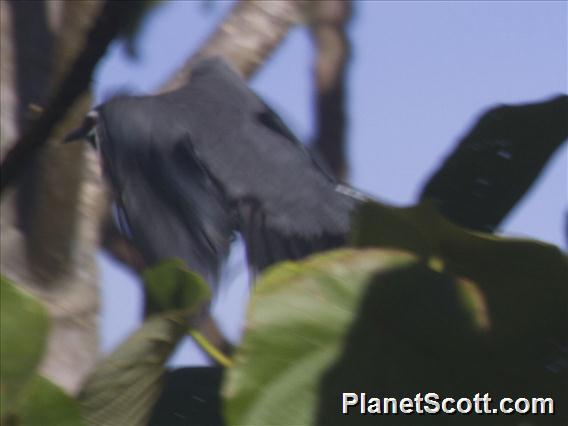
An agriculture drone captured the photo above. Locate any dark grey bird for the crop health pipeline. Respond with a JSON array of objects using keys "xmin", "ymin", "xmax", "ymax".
[
  {"xmin": 67, "ymin": 57, "xmax": 361, "ymax": 289},
  {"xmin": 66, "ymin": 56, "xmax": 567, "ymax": 292}
]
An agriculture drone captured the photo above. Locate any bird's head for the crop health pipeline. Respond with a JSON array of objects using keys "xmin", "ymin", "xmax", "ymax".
[{"xmin": 64, "ymin": 110, "xmax": 100, "ymax": 149}]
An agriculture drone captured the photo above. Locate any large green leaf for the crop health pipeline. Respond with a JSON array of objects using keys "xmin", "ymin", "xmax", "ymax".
[
  {"xmin": 350, "ymin": 200, "xmax": 567, "ymax": 422},
  {"xmin": 79, "ymin": 260, "xmax": 210, "ymax": 426},
  {"xmin": 0, "ymin": 275, "xmax": 49, "ymax": 418},
  {"xmin": 8, "ymin": 374, "xmax": 84, "ymax": 426},
  {"xmin": 352, "ymin": 201, "xmax": 568, "ymax": 343},
  {"xmin": 223, "ymin": 249, "xmax": 490, "ymax": 426}
]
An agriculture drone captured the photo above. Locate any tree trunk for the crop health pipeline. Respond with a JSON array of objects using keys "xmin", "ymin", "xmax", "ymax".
[{"xmin": 0, "ymin": 0, "xmax": 104, "ymax": 394}]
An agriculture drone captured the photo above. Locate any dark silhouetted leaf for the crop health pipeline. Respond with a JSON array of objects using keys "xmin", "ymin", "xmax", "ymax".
[
  {"xmin": 316, "ymin": 266, "xmax": 491, "ymax": 426},
  {"xmin": 149, "ymin": 367, "xmax": 225, "ymax": 426},
  {"xmin": 223, "ymin": 201, "xmax": 567, "ymax": 425},
  {"xmin": 352, "ymin": 201, "xmax": 568, "ymax": 344},
  {"xmin": 350, "ymin": 200, "xmax": 568, "ymax": 423},
  {"xmin": 421, "ymin": 95, "xmax": 567, "ymax": 232}
]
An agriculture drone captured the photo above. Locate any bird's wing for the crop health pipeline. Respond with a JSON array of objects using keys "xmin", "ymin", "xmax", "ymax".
[
  {"xmin": 167, "ymin": 58, "xmax": 358, "ymax": 273},
  {"xmin": 97, "ymin": 96, "xmax": 236, "ymax": 287}
]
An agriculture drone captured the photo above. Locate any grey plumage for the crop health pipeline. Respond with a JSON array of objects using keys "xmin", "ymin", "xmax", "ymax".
[
  {"xmin": 70, "ymin": 58, "xmax": 359, "ymax": 288},
  {"xmin": 67, "ymin": 58, "xmax": 567, "ymax": 291}
]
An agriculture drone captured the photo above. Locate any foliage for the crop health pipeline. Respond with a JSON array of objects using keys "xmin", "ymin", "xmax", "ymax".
[
  {"xmin": 78, "ymin": 260, "xmax": 210, "ymax": 426},
  {"xmin": 8, "ymin": 375, "xmax": 84, "ymax": 426},
  {"xmin": 223, "ymin": 204, "xmax": 567, "ymax": 425},
  {"xmin": 420, "ymin": 95, "xmax": 568, "ymax": 232},
  {"xmin": 223, "ymin": 249, "xmax": 418, "ymax": 425},
  {"xmin": 0, "ymin": 276, "xmax": 83, "ymax": 426},
  {"xmin": 1, "ymin": 3, "xmax": 566, "ymax": 425},
  {"xmin": 351, "ymin": 201, "xmax": 568, "ymax": 344},
  {"xmin": 1, "ymin": 261, "xmax": 209, "ymax": 426}
]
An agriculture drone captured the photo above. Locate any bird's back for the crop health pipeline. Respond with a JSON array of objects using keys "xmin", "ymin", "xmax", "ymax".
[{"xmin": 96, "ymin": 57, "xmax": 359, "ymax": 287}]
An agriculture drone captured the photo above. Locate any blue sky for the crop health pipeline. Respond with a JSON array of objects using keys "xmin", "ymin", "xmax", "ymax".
[{"xmin": 94, "ymin": 1, "xmax": 567, "ymax": 364}]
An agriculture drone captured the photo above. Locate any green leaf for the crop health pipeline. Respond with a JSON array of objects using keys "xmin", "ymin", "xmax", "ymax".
[
  {"xmin": 142, "ymin": 258, "xmax": 211, "ymax": 317},
  {"xmin": 349, "ymin": 201, "xmax": 567, "ymax": 422},
  {"xmin": 7, "ymin": 374, "xmax": 84, "ymax": 426},
  {"xmin": 224, "ymin": 249, "xmax": 489, "ymax": 426},
  {"xmin": 79, "ymin": 260, "xmax": 210, "ymax": 426},
  {"xmin": 352, "ymin": 200, "xmax": 568, "ymax": 343},
  {"xmin": 0, "ymin": 275, "xmax": 49, "ymax": 418}
]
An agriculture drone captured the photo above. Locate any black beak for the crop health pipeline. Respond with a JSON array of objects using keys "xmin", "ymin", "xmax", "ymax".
[{"xmin": 64, "ymin": 111, "xmax": 98, "ymax": 143}]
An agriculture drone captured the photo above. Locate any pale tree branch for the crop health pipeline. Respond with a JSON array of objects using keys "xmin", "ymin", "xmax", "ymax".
[{"xmin": 160, "ymin": 0, "xmax": 306, "ymax": 92}]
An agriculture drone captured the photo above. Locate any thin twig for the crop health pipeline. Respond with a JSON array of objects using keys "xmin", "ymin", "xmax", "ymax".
[
  {"xmin": 309, "ymin": 1, "xmax": 352, "ymax": 181},
  {"xmin": 0, "ymin": 1, "xmax": 143, "ymax": 194}
]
